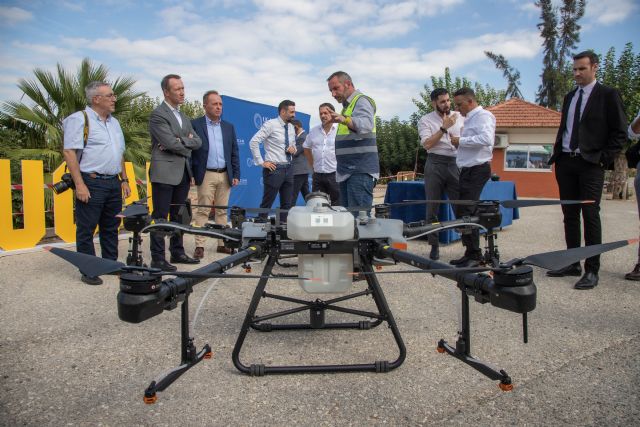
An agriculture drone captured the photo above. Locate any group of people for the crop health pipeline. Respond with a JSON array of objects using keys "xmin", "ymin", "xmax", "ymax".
[
  {"xmin": 62, "ymin": 71, "xmax": 377, "ymax": 284},
  {"xmin": 418, "ymin": 50, "xmax": 638, "ymax": 289},
  {"xmin": 62, "ymin": 52, "xmax": 640, "ymax": 291}
]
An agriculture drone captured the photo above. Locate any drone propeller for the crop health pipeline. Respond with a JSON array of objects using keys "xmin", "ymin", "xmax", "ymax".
[
  {"xmin": 117, "ymin": 198, "xmax": 150, "ymax": 218},
  {"xmin": 46, "ymin": 247, "xmax": 310, "ymax": 281},
  {"xmin": 516, "ymin": 239, "xmax": 638, "ymax": 271},
  {"xmin": 180, "ymin": 203, "xmax": 287, "ymax": 215},
  {"xmin": 388, "ymin": 199, "xmax": 594, "ymax": 209},
  {"xmin": 46, "ymin": 247, "xmax": 127, "ymax": 277},
  {"xmin": 349, "ymin": 266, "xmax": 492, "ymax": 276}
]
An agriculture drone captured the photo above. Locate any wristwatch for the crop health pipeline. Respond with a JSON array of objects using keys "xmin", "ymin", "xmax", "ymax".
[{"xmin": 440, "ymin": 126, "xmax": 448, "ymax": 134}]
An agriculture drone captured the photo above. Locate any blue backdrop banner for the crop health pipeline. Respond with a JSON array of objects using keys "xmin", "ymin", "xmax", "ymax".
[{"xmin": 221, "ymin": 95, "xmax": 311, "ymax": 213}]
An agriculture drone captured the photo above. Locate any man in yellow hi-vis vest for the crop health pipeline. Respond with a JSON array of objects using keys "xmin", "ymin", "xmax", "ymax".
[{"xmin": 327, "ymin": 71, "xmax": 379, "ymax": 213}]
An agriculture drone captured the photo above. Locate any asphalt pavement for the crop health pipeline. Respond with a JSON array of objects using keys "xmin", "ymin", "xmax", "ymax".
[{"xmin": 0, "ymin": 199, "xmax": 639, "ymax": 426}]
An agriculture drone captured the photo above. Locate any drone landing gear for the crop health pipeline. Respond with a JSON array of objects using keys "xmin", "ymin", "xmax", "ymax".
[
  {"xmin": 232, "ymin": 254, "xmax": 406, "ymax": 375},
  {"xmin": 126, "ymin": 230, "xmax": 144, "ymax": 267},
  {"xmin": 143, "ymin": 290, "xmax": 212, "ymax": 403},
  {"xmin": 437, "ymin": 287, "xmax": 513, "ymax": 391}
]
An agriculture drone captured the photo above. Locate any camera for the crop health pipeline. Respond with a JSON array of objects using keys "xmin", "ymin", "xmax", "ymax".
[{"xmin": 51, "ymin": 173, "xmax": 75, "ymax": 194}]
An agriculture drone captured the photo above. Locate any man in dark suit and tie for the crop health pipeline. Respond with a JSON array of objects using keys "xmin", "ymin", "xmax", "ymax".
[
  {"xmin": 191, "ymin": 90, "xmax": 240, "ymax": 259},
  {"xmin": 547, "ymin": 51, "xmax": 627, "ymax": 290},
  {"xmin": 149, "ymin": 74, "xmax": 202, "ymax": 271}
]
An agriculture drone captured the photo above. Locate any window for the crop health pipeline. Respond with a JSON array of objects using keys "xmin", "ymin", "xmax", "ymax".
[{"xmin": 504, "ymin": 144, "xmax": 553, "ymax": 171}]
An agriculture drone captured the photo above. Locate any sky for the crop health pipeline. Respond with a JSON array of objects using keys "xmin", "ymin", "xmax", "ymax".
[{"xmin": 0, "ymin": 0, "xmax": 639, "ymax": 126}]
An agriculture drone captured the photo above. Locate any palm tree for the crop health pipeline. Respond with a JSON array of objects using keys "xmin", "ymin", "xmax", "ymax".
[{"xmin": 0, "ymin": 58, "xmax": 148, "ymax": 174}]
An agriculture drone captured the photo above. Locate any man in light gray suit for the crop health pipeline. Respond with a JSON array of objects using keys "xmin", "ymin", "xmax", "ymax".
[{"xmin": 149, "ymin": 74, "xmax": 202, "ymax": 271}]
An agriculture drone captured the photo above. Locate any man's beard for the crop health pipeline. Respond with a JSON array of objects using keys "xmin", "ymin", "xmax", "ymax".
[{"xmin": 436, "ymin": 105, "xmax": 450, "ymax": 115}]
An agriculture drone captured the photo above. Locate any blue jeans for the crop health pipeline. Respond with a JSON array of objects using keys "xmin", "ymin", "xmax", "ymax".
[
  {"xmin": 75, "ymin": 174, "xmax": 122, "ymax": 260},
  {"xmin": 338, "ymin": 173, "xmax": 375, "ymax": 214}
]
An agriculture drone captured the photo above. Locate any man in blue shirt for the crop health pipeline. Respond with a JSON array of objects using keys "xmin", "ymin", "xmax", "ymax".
[
  {"xmin": 62, "ymin": 81, "xmax": 130, "ymax": 285},
  {"xmin": 191, "ymin": 90, "xmax": 240, "ymax": 258}
]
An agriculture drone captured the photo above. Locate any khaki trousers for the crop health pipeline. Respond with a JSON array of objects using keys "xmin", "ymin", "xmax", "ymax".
[{"xmin": 194, "ymin": 171, "xmax": 231, "ymax": 247}]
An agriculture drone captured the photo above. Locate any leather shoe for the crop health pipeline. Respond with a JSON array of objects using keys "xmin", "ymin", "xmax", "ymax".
[
  {"xmin": 150, "ymin": 259, "xmax": 177, "ymax": 272},
  {"xmin": 429, "ymin": 245, "xmax": 440, "ymax": 261},
  {"xmin": 81, "ymin": 274, "xmax": 103, "ymax": 286},
  {"xmin": 574, "ymin": 272, "xmax": 599, "ymax": 290},
  {"xmin": 170, "ymin": 253, "xmax": 200, "ymax": 264},
  {"xmin": 450, "ymin": 255, "xmax": 481, "ymax": 268},
  {"xmin": 624, "ymin": 263, "xmax": 640, "ymax": 281},
  {"xmin": 193, "ymin": 247, "xmax": 204, "ymax": 259},
  {"xmin": 216, "ymin": 246, "xmax": 233, "ymax": 254},
  {"xmin": 457, "ymin": 258, "xmax": 481, "ymax": 268},
  {"xmin": 546, "ymin": 263, "xmax": 582, "ymax": 277}
]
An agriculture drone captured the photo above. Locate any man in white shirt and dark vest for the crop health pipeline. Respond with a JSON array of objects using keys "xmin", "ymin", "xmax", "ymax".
[
  {"xmin": 62, "ymin": 81, "xmax": 130, "ymax": 285},
  {"xmin": 249, "ymin": 99, "xmax": 297, "ymax": 223},
  {"xmin": 326, "ymin": 71, "xmax": 378, "ymax": 212},
  {"xmin": 449, "ymin": 87, "xmax": 496, "ymax": 268},
  {"xmin": 417, "ymin": 88, "xmax": 464, "ymax": 260}
]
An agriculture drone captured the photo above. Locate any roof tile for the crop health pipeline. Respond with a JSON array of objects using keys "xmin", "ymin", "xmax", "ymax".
[{"xmin": 486, "ymin": 98, "xmax": 561, "ymax": 128}]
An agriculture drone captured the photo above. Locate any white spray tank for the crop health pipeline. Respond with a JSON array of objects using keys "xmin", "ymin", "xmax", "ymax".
[{"xmin": 287, "ymin": 192, "xmax": 355, "ymax": 293}]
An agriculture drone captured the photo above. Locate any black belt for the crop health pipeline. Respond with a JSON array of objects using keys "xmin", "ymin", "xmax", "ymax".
[
  {"xmin": 314, "ymin": 171, "xmax": 336, "ymax": 175},
  {"xmin": 561, "ymin": 151, "xmax": 581, "ymax": 158},
  {"xmin": 206, "ymin": 167, "xmax": 227, "ymax": 173},
  {"xmin": 426, "ymin": 153, "xmax": 457, "ymax": 162},
  {"xmin": 460, "ymin": 162, "xmax": 490, "ymax": 170},
  {"xmin": 82, "ymin": 172, "xmax": 118, "ymax": 179}
]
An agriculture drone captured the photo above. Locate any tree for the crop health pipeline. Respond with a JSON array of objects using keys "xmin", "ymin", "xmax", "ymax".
[
  {"xmin": 0, "ymin": 58, "xmax": 146, "ymax": 175},
  {"xmin": 375, "ymin": 116, "xmax": 419, "ymax": 177},
  {"xmin": 484, "ymin": 51, "xmax": 524, "ymax": 99},
  {"xmin": 597, "ymin": 43, "xmax": 640, "ymax": 199},
  {"xmin": 378, "ymin": 67, "xmax": 507, "ymax": 178},
  {"xmin": 411, "ymin": 67, "xmax": 506, "ymax": 125},
  {"xmin": 535, "ymin": 0, "xmax": 586, "ymax": 110}
]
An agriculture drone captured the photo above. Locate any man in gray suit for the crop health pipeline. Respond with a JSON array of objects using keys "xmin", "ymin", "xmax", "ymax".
[{"xmin": 149, "ymin": 74, "xmax": 202, "ymax": 271}]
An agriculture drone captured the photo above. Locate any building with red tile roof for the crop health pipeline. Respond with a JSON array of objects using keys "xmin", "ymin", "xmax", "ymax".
[{"xmin": 486, "ymin": 98, "xmax": 561, "ymax": 198}]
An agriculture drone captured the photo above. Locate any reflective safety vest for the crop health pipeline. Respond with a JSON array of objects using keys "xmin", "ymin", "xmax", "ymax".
[{"xmin": 335, "ymin": 93, "xmax": 379, "ymax": 177}]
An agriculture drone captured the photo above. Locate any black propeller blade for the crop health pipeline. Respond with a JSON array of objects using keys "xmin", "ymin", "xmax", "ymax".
[
  {"xmin": 162, "ymin": 271, "xmax": 315, "ymax": 281},
  {"xmin": 350, "ymin": 266, "xmax": 493, "ymax": 276},
  {"xmin": 519, "ymin": 239, "xmax": 638, "ymax": 271},
  {"xmin": 182, "ymin": 203, "xmax": 287, "ymax": 215},
  {"xmin": 500, "ymin": 199, "xmax": 593, "ymax": 209},
  {"xmin": 46, "ymin": 247, "xmax": 126, "ymax": 277},
  {"xmin": 118, "ymin": 203, "xmax": 149, "ymax": 218},
  {"xmin": 47, "ymin": 247, "xmax": 309, "ymax": 281},
  {"xmin": 390, "ymin": 198, "xmax": 594, "ymax": 209}
]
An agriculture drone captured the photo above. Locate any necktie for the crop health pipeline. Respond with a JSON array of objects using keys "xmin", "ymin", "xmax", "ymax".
[
  {"xmin": 569, "ymin": 88, "xmax": 583, "ymax": 151},
  {"xmin": 284, "ymin": 124, "xmax": 291, "ymax": 162},
  {"xmin": 173, "ymin": 109, "xmax": 183, "ymax": 127}
]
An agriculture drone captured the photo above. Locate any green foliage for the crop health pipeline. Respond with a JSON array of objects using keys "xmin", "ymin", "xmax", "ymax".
[
  {"xmin": 597, "ymin": 42, "xmax": 640, "ymax": 142},
  {"xmin": 484, "ymin": 51, "xmax": 524, "ymax": 99},
  {"xmin": 411, "ymin": 67, "xmax": 506, "ymax": 125},
  {"xmin": 535, "ymin": 0, "xmax": 585, "ymax": 110},
  {"xmin": 0, "ymin": 58, "xmax": 146, "ymax": 175},
  {"xmin": 376, "ymin": 116, "xmax": 421, "ymax": 177}
]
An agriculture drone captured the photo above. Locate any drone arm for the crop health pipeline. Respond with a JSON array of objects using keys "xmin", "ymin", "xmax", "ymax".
[
  {"xmin": 375, "ymin": 243, "xmax": 536, "ymax": 315},
  {"xmin": 117, "ymin": 243, "xmax": 266, "ymax": 323},
  {"xmin": 402, "ymin": 216, "xmax": 480, "ymax": 238},
  {"xmin": 141, "ymin": 222, "xmax": 242, "ymax": 242}
]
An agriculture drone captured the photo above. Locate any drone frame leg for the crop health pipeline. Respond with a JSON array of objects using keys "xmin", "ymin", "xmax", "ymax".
[
  {"xmin": 231, "ymin": 253, "xmax": 406, "ymax": 375},
  {"xmin": 437, "ymin": 285, "xmax": 513, "ymax": 391},
  {"xmin": 126, "ymin": 231, "xmax": 144, "ymax": 267},
  {"xmin": 143, "ymin": 291, "xmax": 212, "ymax": 403},
  {"xmin": 483, "ymin": 229, "xmax": 500, "ymax": 267}
]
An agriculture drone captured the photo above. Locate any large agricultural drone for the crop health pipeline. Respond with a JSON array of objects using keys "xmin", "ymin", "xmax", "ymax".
[{"xmin": 48, "ymin": 192, "xmax": 635, "ymax": 403}]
